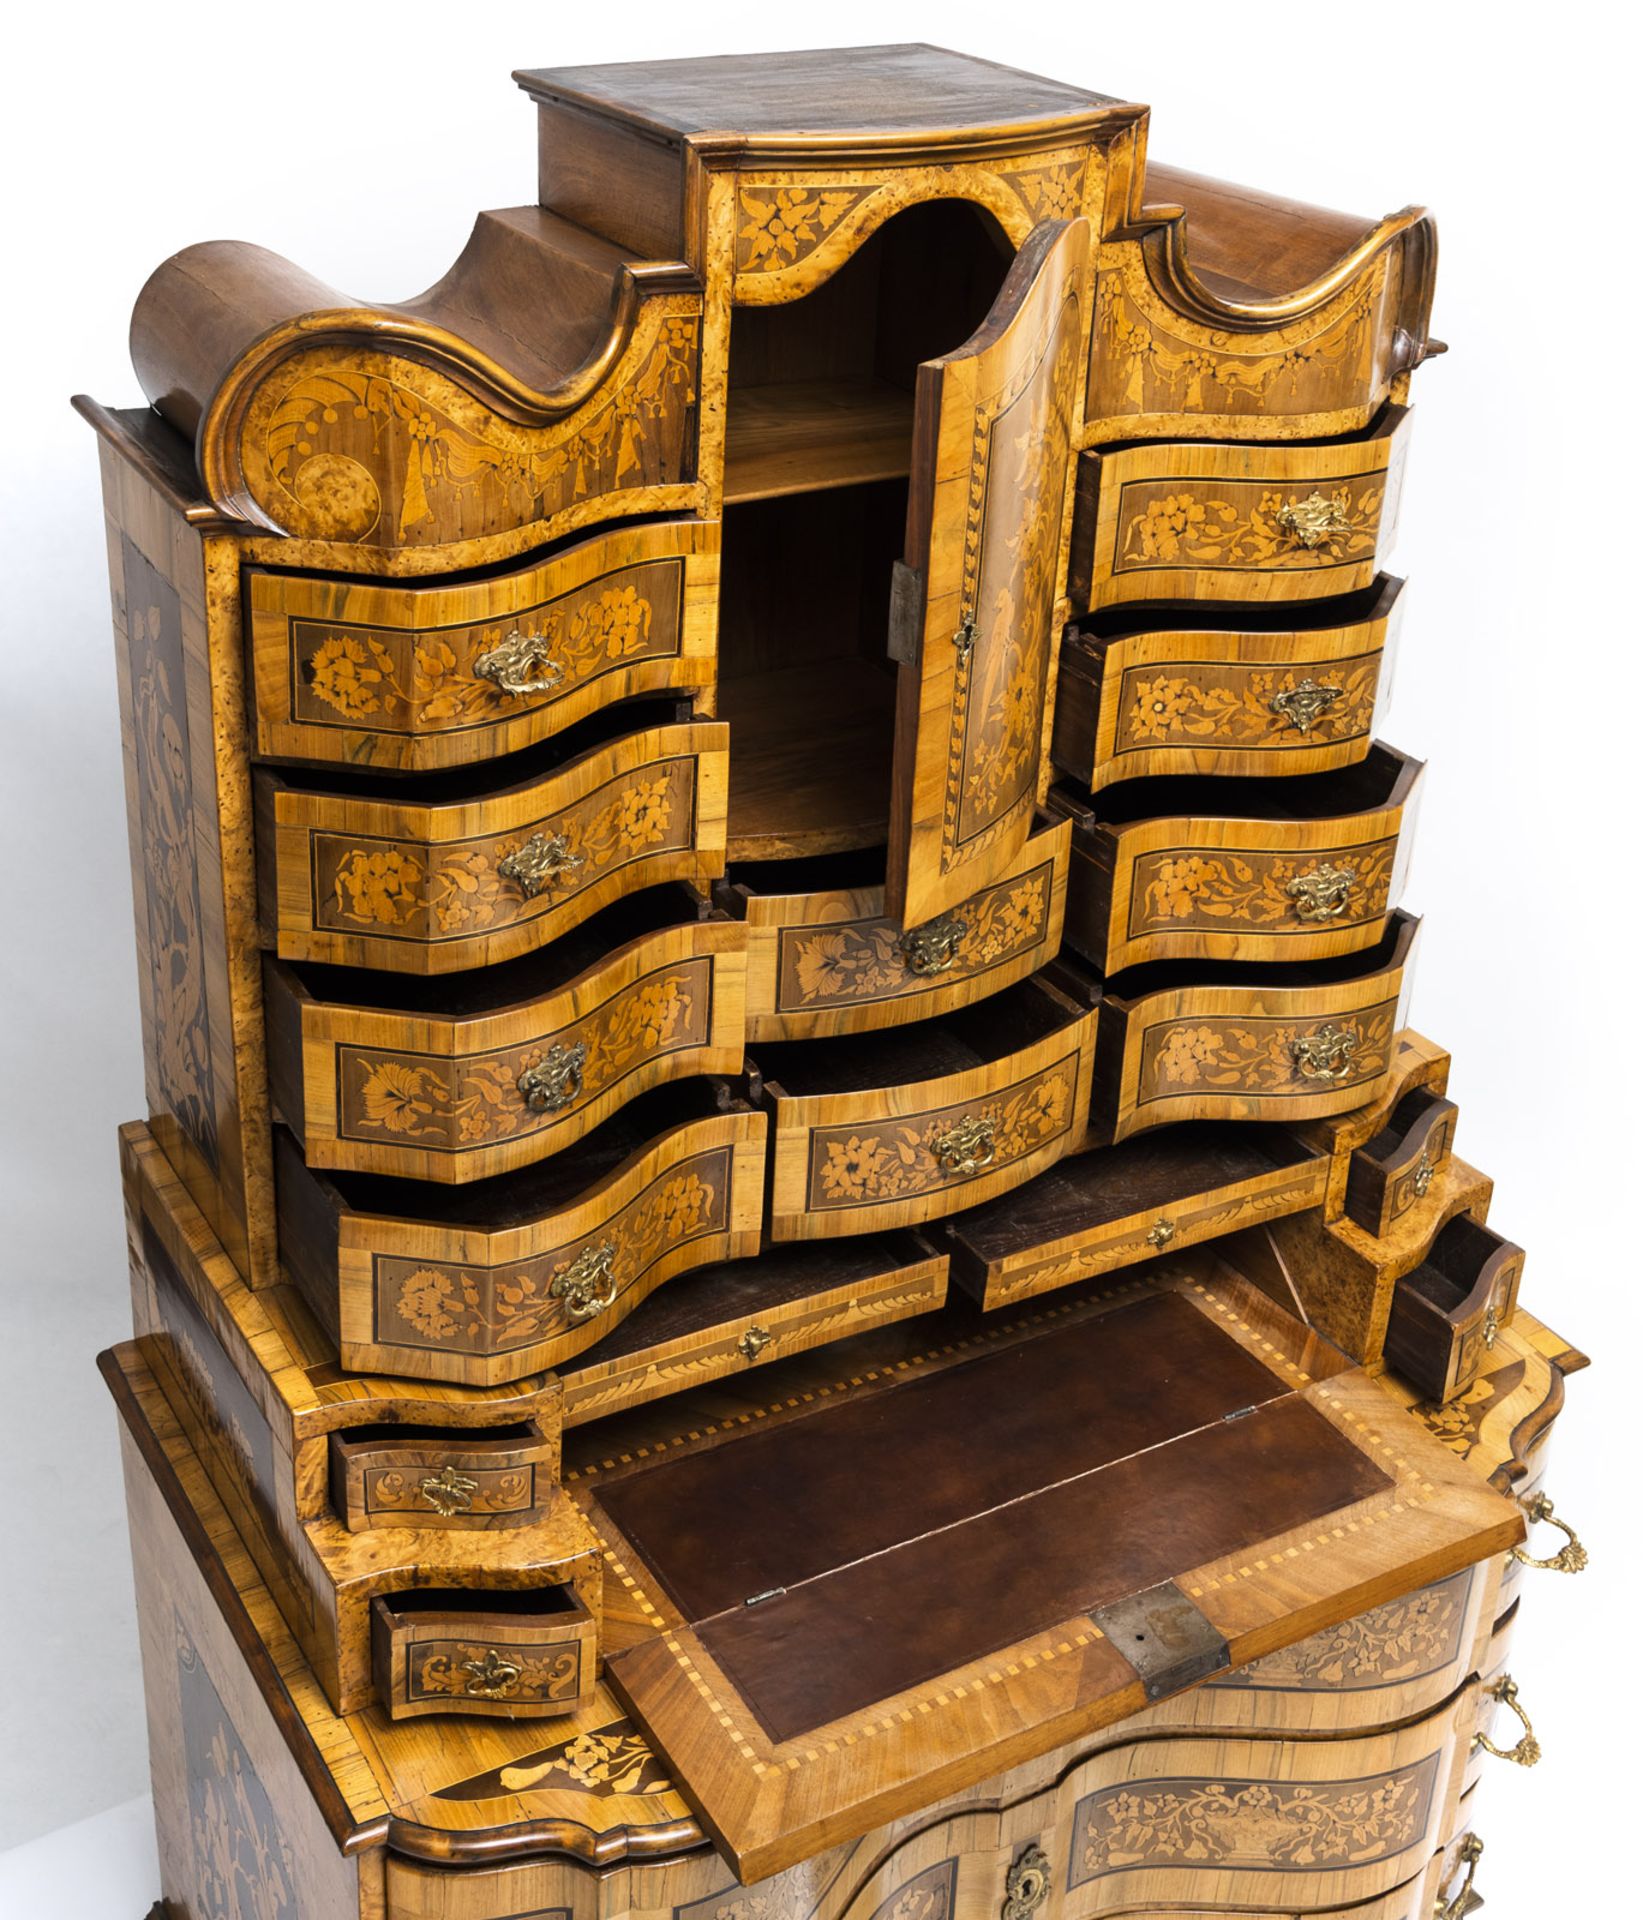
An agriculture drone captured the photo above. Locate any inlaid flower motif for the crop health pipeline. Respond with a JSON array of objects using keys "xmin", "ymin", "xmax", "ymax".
[
  {"xmin": 1154, "ymin": 1025, "xmax": 1225, "ymax": 1087},
  {"xmin": 615, "ymin": 776, "xmax": 673, "ymax": 843},
  {"xmin": 397, "ymin": 1268, "xmax": 481, "ymax": 1341},
  {"xmin": 555, "ymin": 1729, "xmax": 659, "ymax": 1793},
  {"xmin": 738, "ymin": 188, "xmax": 861, "ymax": 268},
  {"xmin": 1148, "ymin": 856, "xmax": 1216, "ymax": 919},
  {"xmin": 359, "ymin": 1061, "xmax": 439, "ymax": 1134},
  {"xmin": 656, "ymin": 1172, "xmax": 712, "ymax": 1238},
  {"xmin": 573, "ymin": 584, "xmax": 652, "ymax": 660},
  {"xmin": 819, "ymin": 1135, "xmax": 888, "ymax": 1201},
  {"xmin": 307, "ymin": 633, "xmax": 393, "ymax": 718},
  {"xmin": 627, "ymin": 977, "xmax": 688, "ymax": 1048},
  {"xmin": 1129, "ymin": 493, "xmax": 1208, "ymax": 561},
  {"xmin": 332, "ymin": 847, "xmax": 425, "ymax": 925},
  {"xmin": 1130, "ymin": 676, "xmax": 1193, "ymax": 740},
  {"xmin": 412, "ymin": 637, "xmax": 479, "ymax": 724},
  {"xmin": 429, "ymin": 850, "xmax": 502, "ymax": 932}
]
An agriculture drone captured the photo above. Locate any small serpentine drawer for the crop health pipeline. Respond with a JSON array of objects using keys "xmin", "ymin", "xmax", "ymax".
[
  {"xmin": 1385, "ymin": 1215, "xmax": 1526, "ymax": 1404},
  {"xmin": 1085, "ymin": 911, "xmax": 1420, "ymax": 1143},
  {"xmin": 1054, "ymin": 743, "xmax": 1423, "ymax": 971},
  {"xmin": 1069, "ymin": 406, "xmax": 1411, "ymax": 611},
  {"xmin": 328, "ymin": 1419, "xmax": 558, "ymax": 1532},
  {"xmin": 370, "ymin": 1585, "xmax": 595, "ymax": 1721},
  {"xmin": 1053, "ymin": 575, "xmax": 1404, "ymax": 791},
  {"xmin": 752, "ymin": 972, "xmax": 1096, "ymax": 1241},
  {"xmin": 253, "ymin": 707, "xmax": 729, "ymax": 973},
  {"xmin": 1345, "ymin": 1083, "xmax": 1458, "ymax": 1237},
  {"xmin": 263, "ymin": 888, "xmax": 747, "ymax": 1184},
  {"xmin": 247, "ymin": 518, "xmax": 719, "ymax": 771}
]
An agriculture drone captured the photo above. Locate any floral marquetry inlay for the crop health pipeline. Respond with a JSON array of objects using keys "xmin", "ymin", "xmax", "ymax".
[
  {"xmin": 1117, "ymin": 655, "xmax": 1382, "ymax": 757},
  {"xmin": 1115, "ymin": 473, "xmax": 1387, "ymax": 576},
  {"xmin": 1130, "ymin": 840, "xmax": 1397, "ymax": 938},
  {"xmin": 1212, "ymin": 1572, "xmax": 1474, "ymax": 1690},
  {"xmin": 1138, "ymin": 1003, "xmax": 1396, "ymax": 1107},
  {"xmin": 436, "ymin": 1714, "xmax": 677, "ymax": 1802},
  {"xmin": 412, "ymin": 1642, "xmax": 582, "ymax": 1705}
]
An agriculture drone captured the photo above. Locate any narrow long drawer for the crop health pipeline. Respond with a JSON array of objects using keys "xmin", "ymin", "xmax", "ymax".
[
  {"xmin": 264, "ymin": 890, "xmax": 747, "ymax": 1183},
  {"xmin": 370, "ymin": 1585, "xmax": 596, "ymax": 1721},
  {"xmin": 328, "ymin": 1419, "xmax": 557, "ymax": 1532},
  {"xmin": 723, "ymin": 820, "xmax": 1069, "ymax": 1042},
  {"xmin": 1055, "ymin": 743, "xmax": 1423, "ymax": 970},
  {"xmin": 248, "ymin": 518, "xmax": 719, "ymax": 770},
  {"xmin": 1070, "ymin": 406, "xmax": 1411, "ymax": 611},
  {"xmin": 255, "ymin": 714, "xmax": 729, "ymax": 972},
  {"xmin": 1053, "ymin": 575, "xmax": 1403, "ymax": 791}
]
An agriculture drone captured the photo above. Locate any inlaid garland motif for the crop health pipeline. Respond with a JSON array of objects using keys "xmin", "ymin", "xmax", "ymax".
[
  {"xmin": 238, "ymin": 300, "xmax": 700, "ymax": 546},
  {"xmin": 1069, "ymin": 1754, "xmax": 1437, "ymax": 1881},
  {"xmin": 1138, "ymin": 1002, "xmax": 1396, "ymax": 1106},
  {"xmin": 339, "ymin": 959, "xmax": 708, "ymax": 1151},
  {"xmin": 1130, "ymin": 839, "xmax": 1397, "ymax": 938},
  {"xmin": 1213, "ymin": 1572, "xmax": 1472, "ymax": 1690},
  {"xmin": 365, "ymin": 1464, "xmax": 534, "ymax": 1518},
  {"xmin": 1115, "ymin": 654, "xmax": 1381, "ymax": 758},
  {"xmin": 809, "ymin": 1057, "xmax": 1079, "ymax": 1210},
  {"xmin": 776, "ymin": 860, "xmax": 1054, "ymax": 1012},
  {"xmin": 1114, "ymin": 470, "xmax": 1387, "ymax": 576},
  {"xmin": 292, "ymin": 559, "xmax": 684, "ymax": 735},
  {"xmin": 375, "ymin": 1147, "xmax": 731, "ymax": 1354},
  {"xmin": 413, "ymin": 1641, "xmax": 582, "ymax": 1706},
  {"xmin": 314, "ymin": 756, "xmax": 695, "ymax": 942}
]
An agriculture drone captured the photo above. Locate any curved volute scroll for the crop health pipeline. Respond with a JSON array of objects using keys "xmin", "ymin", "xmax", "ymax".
[{"xmin": 129, "ymin": 207, "xmax": 704, "ymax": 561}]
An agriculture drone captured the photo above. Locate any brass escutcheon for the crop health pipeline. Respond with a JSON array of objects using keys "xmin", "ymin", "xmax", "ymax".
[
  {"xmin": 517, "ymin": 1041, "xmax": 587, "ymax": 1114},
  {"xmin": 952, "ymin": 619, "xmax": 977, "ymax": 662},
  {"xmin": 738, "ymin": 1325, "xmax": 774, "ymax": 1362},
  {"xmin": 899, "ymin": 913, "xmax": 969, "ymax": 977},
  {"xmin": 1002, "ymin": 1843, "xmax": 1052, "ymax": 1920},
  {"xmin": 1286, "ymin": 862, "xmax": 1358, "ymax": 922},
  {"xmin": 933, "ymin": 1113, "xmax": 997, "ymax": 1177},
  {"xmin": 473, "ymin": 627, "xmax": 566, "ymax": 697},
  {"xmin": 1412, "ymin": 1147, "xmax": 1437, "ymax": 1198},
  {"xmin": 417, "ymin": 1464, "xmax": 479, "ymax": 1516},
  {"xmin": 460, "ymin": 1648, "xmax": 523, "ymax": 1697},
  {"xmin": 498, "ymin": 831, "xmax": 585, "ymax": 898},
  {"xmin": 1290, "ymin": 1023, "xmax": 1360, "ymax": 1081},
  {"xmin": 1268, "ymin": 679, "xmax": 1345, "ymax": 735},
  {"xmin": 1146, "ymin": 1216, "xmax": 1178, "ymax": 1250},
  {"xmin": 550, "ymin": 1241, "xmax": 619, "ymax": 1321},
  {"xmin": 1511, "ymin": 1492, "xmax": 1588, "ymax": 1573},
  {"xmin": 1472, "ymin": 1674, "xmax": 1540, "ymax": 1767},
  {"xmin": 1433, "ymin": 1834, "xmax": 1484, "ymax": 1920},
  {"xmin": 1275, "ymin": 490, "xmax": 1353, "ymax": 550}
]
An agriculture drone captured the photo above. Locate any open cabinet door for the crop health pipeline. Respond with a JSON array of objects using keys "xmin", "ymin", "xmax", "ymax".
[{"xmin": 884, "ymin": 217, "xmax": 1088, "ymax": 930}]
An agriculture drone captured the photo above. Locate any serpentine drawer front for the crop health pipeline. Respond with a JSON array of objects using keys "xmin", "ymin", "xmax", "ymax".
[
  {"xmin": 1055, "ymin": 743, "xmax": 1423, "ymax": 971},
  {"xmin": 370, "ymin": 1585, "xmax": 596, "ymax": 1721},
  {"xmin": 1070, "ymin": 406, "xmax": 1411, "ymax": 611},
  {"xmin": 1346, "ymin": 1084, "xmax": 1459, "ymax": 1237},
  {"xmin": 1385, "ymin": 1215, "xmax": 1526, "ymax": 1404},
  {"xmin": 254, "ymin": 715, "xmax": 729, "ymax": 973},
  {"xmin": 263, "ymin": 890, "xmax": 748, "ymax": 1183},
  {"xmin": 327, "ymin": 1419, "xmax": 558, "ymax": 1532},
  {"xmin": 1053, "ymin": 576, "xmax": 1403, "ymax": 792},
  {"xmin": 247, "ymin": 518, "xmax": 719, "ymax": 770}
]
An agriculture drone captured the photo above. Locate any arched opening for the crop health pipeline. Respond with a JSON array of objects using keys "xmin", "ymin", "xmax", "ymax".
[{"xmin": 717, "ymin": 198, "xmax": 1017, "ymax": 861}]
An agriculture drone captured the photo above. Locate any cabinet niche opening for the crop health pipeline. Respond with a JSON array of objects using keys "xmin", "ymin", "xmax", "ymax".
[{"xmin": 719, "ymin": 199, "xmax": 1015, "ymax": 862}]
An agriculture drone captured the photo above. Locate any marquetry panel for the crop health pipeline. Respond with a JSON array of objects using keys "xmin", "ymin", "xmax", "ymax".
[
  {"xmin": 371, "ymin": 1591, "xmax": 597, "ymax": 1721},
  {"xmin": 328, "ymin": 1424, "xmax": 559, "ymax": 1533}
]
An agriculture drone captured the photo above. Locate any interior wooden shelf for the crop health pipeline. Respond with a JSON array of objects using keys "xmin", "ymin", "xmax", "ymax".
[
  {"xmin": 719, "ymin": 658, "xmax": 896, "ymax": 860},
  {"xmin": 723, "ymin": 380, "xmax": 916, "ymax": 504}
]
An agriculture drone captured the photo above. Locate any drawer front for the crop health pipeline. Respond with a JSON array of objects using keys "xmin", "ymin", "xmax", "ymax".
[
  {"xmin": 738, "ymin": 823, "xmax": 1069, "ymax": 1042},
  {"xmin": 248, "ymin": 519, "xmax": 719, "ymax": 770},
  {"xmin": 328, "ymin": 1422, "xmax": 558, "ymax": 1532},
  {"xmin": 1072, "ymin": 408, "xmax": 1410, "ymax": 611},
  {"xmin": 1095, "ymin": 914, "xmax": 1419, "ymax": 1143},
  {"xmin": 370, "ymin": 1591, "xmax": 595, "ymax": 1721},
  {"xmin": 260, "ymin": 721, "xmax": 729, "ymax": 972},
  {"xmin": 275, "ymin": 921, "xmax": 747, "ymax": 1183},
  {"xmin": 767, "ymin": 1017, "xmax": 1097, "ymax": 1241},
  {"xmin": 1345, "ymin": 1089, "xmax": 1458, "ymax": 1238},
  {"xmin": 1054, "ymin": 578, "xmax": 1402, "ymax": 792},
  {"xmin": 317, "ymin": 1109, "xmax": 767, "ymax": 1386}
]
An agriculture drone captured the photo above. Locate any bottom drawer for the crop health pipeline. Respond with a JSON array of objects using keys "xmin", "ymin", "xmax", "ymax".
[
  {"xmin": 370, "ymin": 1585, "xmax": 596, "ymax": 1721},
  {"xmin": 1385, "ymin": 1215, "xmax": 1525, "ymax": 1403}
]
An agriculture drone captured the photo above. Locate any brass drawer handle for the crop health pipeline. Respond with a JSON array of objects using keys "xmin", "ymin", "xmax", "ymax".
[
  {"xmin": 1286, "ymin": 862, "xmax": 1358, "ymax": 922},
  {"xmin": 1003, "ymin": 1843, "xmax": 1052, "ymax": 1920},
  {"xmin": 899, "ymin": 913, "xmax": 969, "ymax": 976},
  {"xmin": 1412, "ymin": 1147, "xmax": 1437, "ymax": 1198},
  {"xmin": 517, "ymin": 1041, "xmax": 587, "ymax": 1114},
  {"xmin": 1433, "ymin": 1834, "xmax": 1484, "ymax": 1920},
  {"xmin": 1290, "ymin": 1023, "xmax": 1359, "ymax": 1081},
  {"xmin": 417, "ymin": 1464, "xmax": 479, "ymax": 1516},
  {"xmin": 933, "ymin": 1114, "xmax": 996, "ymax": 1177},
  {"xmin": 1268, "ymin": 679, "xmax": 1344, "ymax": 734},
  {"xmin": 1511, "ymin": 1493, "xmax": 1588, "ymax": 1573},
  {"xmin": 460, "ymin": 1648, "xmax": 523, "ymax": 1698},
  {"xmin": 1483, "ymin": 1304, "xmax": 1500, "ymax": 1349},
  {"xmin": 1146, "ymin": 1216, "xmax": 1178, "ymax": 1250},
  {"xmin": 1275, "ymin": 490, "xmax": 1352, "ymax": 550},
  {"xmin": 550, "ymin": 1241, "xmax": 619, "ymax": 1321},
  {"xmin": 474, "ymin": 627, "xmax": 566, "ymax": 697},
  {"xmin": 738, "ymin": 1325, "xmax": 774, "ymax": 1362},
  {"xmin": 1472, "ymin": 1674, "xmax": 1540, "ymax": 1767},
  {"xmin": 498, "ymin": 831, "xmax": 585, "ymax": 898}
]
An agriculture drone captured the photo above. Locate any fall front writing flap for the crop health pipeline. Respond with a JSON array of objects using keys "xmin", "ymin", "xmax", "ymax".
[{"xmin": 884, "ymin": 217, "xmax": 1088, "ymax": 931}]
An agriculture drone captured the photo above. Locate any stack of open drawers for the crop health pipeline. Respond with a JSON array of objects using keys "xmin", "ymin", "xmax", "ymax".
[{"xmin": 81, "ymin": 43, "xmax": 1586, "ymax": 1920}]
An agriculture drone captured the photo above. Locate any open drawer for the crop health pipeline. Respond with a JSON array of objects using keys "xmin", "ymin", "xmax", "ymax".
[
  {"xmin": 370, "ymin": 1584, "xmax": 596, "ymax": 1721},
  {"xmin": 1384, "ymin": 1215, "xmax": 1526, "ymax": 1404},
  {"xmin": 580, "ymin": 1254, "xmax": 1522, "ymax": 1881},
  {"xmin": 1345, "ymin": 1083, "xmax": 1458, "ymax": 1237}
]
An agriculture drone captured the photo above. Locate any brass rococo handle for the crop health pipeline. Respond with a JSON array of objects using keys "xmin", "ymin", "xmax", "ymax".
[
  {"xmin": 417, "ymin": 1463, "xmax": 479, "ymax": 1516},
  {"xmin": 1511, "ymin": 1492, "xmax": 1588, "ymax": 1573},
  {"xmin": 1433, "ymin": 1833, "xmax": 1484, "ymax": 1920},
  {"xmin": 1269, "ymin": 679, "xmax": 1344, "ymax": 734},
  {"xmin": 460, "ymin": 1648, "xmax": 523, "ymax": 1697},
  {"xmin": 1275, "ymin": 489, "xmax": 1353, "ymax": 550},
  {"xmin": 1286, "ymin": 862, "xmax": 1358, "ymax": 922},
  {"xmin": 1146, "ymin": 1216, "xmax": 1178, "ymax": 1250},
  {"xmin": 473, "ymin": 627, "xmax": 567, "ymax": 697},
  {"xmin": 1290, "ymin": 1023, "xmax": 1360, "ymax": 1081},
  {"xmin": 1472, "ymin": 1674, "xmax": 1540, "ymax": 1767},
  {"xmin": 738, "ymin": 1324, "xmax": 774, "ymax": 1362},
  {"xmin": 550, "ymin": 1241, "xmax": 619, "ymax": 1321},
  {"xmin": 899, "ymin": 913, "xmax": 969, "ymax": 977},
  {"xmin": 517, "ymin": 1041, "xmax": 588, "ymax": 1114},
  {"xmin": 498, "ymin": 832, "xmax": 585, "ymax": 899},
  {"xmin": 933, "ymin": 1113, "xmax": 997, "ymax": 1177}
]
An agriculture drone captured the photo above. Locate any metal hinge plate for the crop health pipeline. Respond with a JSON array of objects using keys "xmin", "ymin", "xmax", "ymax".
[{"xmin": 1090, "ymin": 1581, "xmax": 1230, "ymax": 1701}]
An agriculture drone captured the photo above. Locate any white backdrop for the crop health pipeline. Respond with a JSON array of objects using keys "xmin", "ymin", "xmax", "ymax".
[{"xmin": 0, "ymin": 0, "xmax": 1632, "ymax": 1896}]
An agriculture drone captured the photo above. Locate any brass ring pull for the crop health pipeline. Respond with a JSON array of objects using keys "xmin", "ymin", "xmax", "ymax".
[
  {"xmin": 899, "ymin": 913, "xmax": 968, "ymax": 977},
  {"xmin": 1433, "ymin": 1834, "xmax": 1484, "ymax": 1920},
  {"xmin": 933, "ymin": 1114, "xmax": 996, "ymax": 1177},
  {"xmin": 1275, "ymin": 490, "xmax": 1353, "ymax": 550},
  {"xmin": 550, "ymin": 1241, "xmax": 619, "ymax": 1321},
  {"xmin": 1286, "ymin": 862, "xmax": 1358, "ymax": 922},
  {"xmin": 738, "ymin": 1325, "xmax": 773, "ymax": 1362},
  {"xmin": 1290, "ymin": 1023, "xmax": 1359, "ymax": 1081},
  {"xmin": 417, "ymin": 1464, "xmax": 478, "ymax": 1516},
  {"xmin": 1472, "ymin": 1674, "xmax": 1540, "ymax": 1767},
  {"xmin": 1146, "ymin": 1216, "xmax": 1178, "ymax": 1250},
  {"xmin": 1511, "ymin": 1493, "xmax": 1588, "ymax": 1573},
  {"xmin": 474, "ymin": 627, "xmax": 566, "ymax": 697},
  {"xmin": 497, "ymin": 831, "xmax": 585, "ymax": 898},
  {"xmin": 1269, "ymin": 679, "xmax": 1344, "ymax": 734},
  {"xmin": 460, "ymin": 1648, "xmax": 523, "ymax": 1698},
  {"xmin": 1003, "ymin": 1843, "xmax": 1051, "ymax": 1920},
  {"xmin": 517, "ymin": 1041, "xmax": 587, "ymax": 1114}
]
